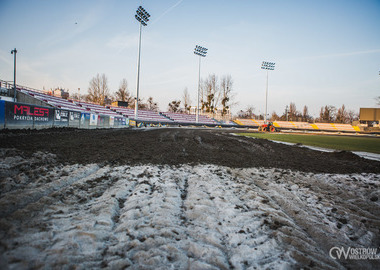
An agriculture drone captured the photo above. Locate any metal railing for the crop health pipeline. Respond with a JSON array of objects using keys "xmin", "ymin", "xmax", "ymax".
[{"xmin": 0, "ymin": 79, "xmax": 47, "ymax": 94}]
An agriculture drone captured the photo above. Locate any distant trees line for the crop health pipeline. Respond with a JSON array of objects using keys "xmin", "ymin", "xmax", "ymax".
[
  {"xmin": 62, "ymin": 73, "xmax": 374, "ymax": 122},
  {"xmin": 68, "ymin": 73, "xmax": 236, "ymax": 115},
  {"xmin": 167, "ymin": 74, "xmax": 236, "ymax": 115},
  {"xmin": 68, "ymin": 73, "xmax": 159, "ymax": 111},
  {"xmin": 238, "ymin": 102, "xmax": 359, "ymax": 124}
]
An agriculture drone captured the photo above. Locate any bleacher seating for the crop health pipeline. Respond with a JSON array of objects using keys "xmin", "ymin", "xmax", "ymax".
[
  {"xmin": 273, "ymin": 121, "xmax": 313, "ymax": 129},
  {"xmin": 234, "ymin": 119, "xmax": 264, "ymax": 126},
  {"xmin": 311, "ymin": 123, "xmax": 359, "ymax": 132},
  {"xmin": 162, "ymin": 112, "xmax": 219, "ymax": 125},
  {"xmin": 75, "ymin": 101, "xmax": 120, "ymax": 116},
  {"xmin": 21, "ymin": 89, "xmax": 87, "ymax": 112},
  {"xmin": 111, "ymin": 107, "xmax": 173, "ymax": 123},
  {"xmin": 234, "ymin": 118, "xmax": 360, "ymax": 132}
]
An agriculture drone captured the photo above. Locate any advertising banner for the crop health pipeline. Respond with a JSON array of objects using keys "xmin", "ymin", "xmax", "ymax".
[
  {"xmin": 124, "ymin": 118, "xmax": 129, "ymax": 127},
  {"xmin": 54, "ymin": 109, "xmax": 69, "ymax": 127},
  {"xmin": 69, "ymin": 111, "xmax": 81, "ymax": 127},
  {"xmin": 97, "ymin": 115, "xmax": 105, "ymax": 128},
  {"xmin": 80, "ymin": 113, "xmax": 90, "ymax": 128},
  {"xmin": 129, "ymin": 119, "xmax": 136, "ymax": 127},
  {"xmin": 90, "ymin": 113, "xmax": 97, "ymax": 126},
  {"xmin": 103, "ymin": 116, "xmax": 110, "ymax": 128},
  {"xmin": 0, "ymin": 100, "xmax": 4, "ymax": 129},
  {"xmin": 109, "ymin": 116, "xmax": 115, "ymax": 127},
  {"xmin": 5, "ymin": 101, "xmax": 54, "ymax": 129}
]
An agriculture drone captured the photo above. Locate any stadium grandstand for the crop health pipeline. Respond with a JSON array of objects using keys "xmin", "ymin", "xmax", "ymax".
[
  {"xmin": 233, "ymin": 119, "xmax": 361, "ymax": 132},
  {"xmin": 0, "ymin": 81, "xmax": 220, "ymax": 128},
  {"xmin": 162, "ymin": 112, "xmax": 219, "ymax": 125},
  {"xmin": 0, "ymin": 79, "xmax": 367, "ymax": 132},
  {"xmin": 110, "ymin": 106, "xmax": 173, "ymax": 123}
]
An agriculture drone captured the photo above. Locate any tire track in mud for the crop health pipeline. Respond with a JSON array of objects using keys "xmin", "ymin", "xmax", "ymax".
[
  {"xmin": 231, "ymin": 168, "xmax": 380, "ymax": 270},
  {"xmin": 0, "ymin": 165, "xmax": 140, "ymax": 269},
  {"xmin": 185, "ymin": 166, "xmax": 296, "ymax": 269},
  {"xmin": 102, "ymin": 166, "xmax": 191, "ymax": 269},
  {"xmin": 1, "ymin": 161, "xmax": 379, "ymax": 269},
  {"xmin": 0, "ymin": 163, "xmax": 100, "ymax": 218},
  {"xmin": 229, "ymin": 168, "xmax": 343, "ymax": 269}
]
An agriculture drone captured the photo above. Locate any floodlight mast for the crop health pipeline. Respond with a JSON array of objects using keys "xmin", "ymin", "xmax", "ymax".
[
  {"xmin": 261, "ymin": 61, "xmax": 275, "ymax": 124},
  {"xmin": 134, "ymin": 6, "xmax": 150, "ymax": 121},
  {"xmin": 11, "ymin": 48, "xmax": 17, "ymax": 102},
  {"xmin": 194, "ymin": 45, "xmax": 208, "ymax": 123}
]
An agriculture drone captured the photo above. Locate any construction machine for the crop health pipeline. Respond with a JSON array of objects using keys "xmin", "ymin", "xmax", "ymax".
[{"xmin": 258, "ymin": 122, "xmax": 278, "ymax": 132}]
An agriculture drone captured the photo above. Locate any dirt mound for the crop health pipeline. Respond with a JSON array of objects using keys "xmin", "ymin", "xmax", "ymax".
[{"xmin": 0, "ymin": 127, "xmax": 379, "ymax": 174}]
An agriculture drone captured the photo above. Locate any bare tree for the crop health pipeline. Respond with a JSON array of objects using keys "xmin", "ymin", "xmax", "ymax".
[
  {"xmin": 319, "ymin": 107, "xmax": 324, "ymax": 122},
  {"xmin": 336, "ymin": 104, "xmax": 348, "ymax": 123},
  {"xmin": 87, "ymin": 73, "xmax": 110, "ymax": 105},
  {"xmin": 320, "ymin": 105, "xmax": 336, "ymax": 122},
  {"xmin": 302, "ymin": 105, "xmax": 311, "ymax": 122},
  {"xmin": 129, "ymin": 98, "xmax": 146, "ymax": 109},
  {"xmin": 288, "ymin": 102, "xmax": 297, "ymax": 121},
  {"xmin": 376, "ymin": 96, "xmax": 380, "ymax": 105},
  {"xmin": 237, "ymin": 106, "xmax": 255, "ymax": 119},
  {"xmin": 270, "ymin": 111, "xmax": 280, "ymax": 121},
  {"xmin": 201, "ymin": 74, "xmax": 220, "ymax": 113},
  {"xmin": 115, "ymin": 79, "xmax": 133, "ymax": 106},
  {"xmin": 220, "ymin": 75, "xmax": 234, "ymax": 116},
  {"xmin": 347, "ymin": 110, "xmax": 359, "ymax": 123},
  {"xmin": 182, "ymin": 88, "xmax": 191, "ymax": 114},
  {"xmin": 146, "ymin": 96, "xmax": 159, "ymax": 112},
  {"xmin": 168, "ymin": 100, "xmax": 181, "ymax": 113}
]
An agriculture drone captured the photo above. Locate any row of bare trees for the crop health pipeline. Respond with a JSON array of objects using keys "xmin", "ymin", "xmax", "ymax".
[
  {"xmin": 69, "ymin": 73, "xmax": 159, "ymax": 111},
  {"xmin": 167, "ymin": 74, "xmax": 235, "ymax": 115},
  {"xmin": 238, "ymin": 103, "xmax": 359, "ymax": 123}
]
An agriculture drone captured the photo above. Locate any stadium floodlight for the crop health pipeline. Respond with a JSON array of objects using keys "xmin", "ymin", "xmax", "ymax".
[
  {"xmin": 134, "ymin": 6, "xmax": 150, "ymax": 121},
  {"xmin": 11, "ymin": 48, "xmax": 17, "ymax": 102},
  {"xmin": 261, "ymin": 61, "xmax": 275, "ymax": 123},
  {"xmin": 194, "ymin": 45, "xmax": 208, "ymax": 123}
]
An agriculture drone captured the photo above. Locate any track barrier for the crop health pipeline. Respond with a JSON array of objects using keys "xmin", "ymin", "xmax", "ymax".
[{"xmin": 0, "ymin": 101, "xmax": 129, "ymax": 130}]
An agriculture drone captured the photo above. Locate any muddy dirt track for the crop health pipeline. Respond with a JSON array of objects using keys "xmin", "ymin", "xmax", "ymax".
[
  {"xmin": 0, "ymin": 127, "xmax": 380, "ymax": 269},
  {"xmin": 0, "ymin": 127, "xmax": 379, "ymax": 174}
]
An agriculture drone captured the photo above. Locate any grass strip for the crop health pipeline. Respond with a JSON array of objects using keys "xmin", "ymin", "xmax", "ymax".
[{"xmin": 239, "ymin": 133, "xmax": 380, "ymax": 154}]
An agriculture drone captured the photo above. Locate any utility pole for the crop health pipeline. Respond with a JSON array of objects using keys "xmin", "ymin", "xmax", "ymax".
[{"xmin": 11, "ymin": 48, "xmax": 17, "ymax": 102}]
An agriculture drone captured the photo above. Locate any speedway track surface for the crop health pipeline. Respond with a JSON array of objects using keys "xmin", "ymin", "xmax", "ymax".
[{"xmin": 0, "ymin": 128, "xmax": 379, "ymax": 269}]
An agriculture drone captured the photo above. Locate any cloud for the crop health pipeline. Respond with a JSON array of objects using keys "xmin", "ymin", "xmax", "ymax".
[
  {"xmin": 106, "ymin": 32, "xmax": 139, "ymax": 54},
  {"xmin": 308, "ymin": 48, "xmax": 380, "ymax": 60},
  {"xmin": 151, "ymin": 0, "xmax": 184, "ymax": 25}
]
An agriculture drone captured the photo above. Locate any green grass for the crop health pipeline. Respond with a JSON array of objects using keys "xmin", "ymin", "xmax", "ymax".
[{"xmin": 239, "ymin": 133, "xmax": 380, "ymax": 154}]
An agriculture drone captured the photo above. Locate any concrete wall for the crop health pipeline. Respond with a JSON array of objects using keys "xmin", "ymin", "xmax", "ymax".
[{"xmin": 15, "ymin": 90, "xmax": 52, "ymax": 107}]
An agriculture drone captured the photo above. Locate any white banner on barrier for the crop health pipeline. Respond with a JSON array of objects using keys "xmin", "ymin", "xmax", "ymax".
[
  {"xmin": 90, "ymin": 114, "xmax": 97, "ymax": 126},
  {"xmin": 110, "ymin": 116, "xmax": 115, "ymax": 127}
]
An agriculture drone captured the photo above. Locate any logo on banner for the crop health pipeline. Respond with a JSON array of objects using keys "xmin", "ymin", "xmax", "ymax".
[
  {"xmin": 13, "ymin": 104, "xmax": 49, "ymax": 121},
  {"xmin": 14, "ymin": 105, "xmax": 49, "ymax": 117}
]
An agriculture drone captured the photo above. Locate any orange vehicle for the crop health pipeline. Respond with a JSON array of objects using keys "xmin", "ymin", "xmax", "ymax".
[{"xmin": 258, "ymin": 122, "xmax": 278, "ymax": 132}]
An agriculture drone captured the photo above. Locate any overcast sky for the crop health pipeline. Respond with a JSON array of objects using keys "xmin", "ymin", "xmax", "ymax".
[{"xmin": 0, "ymin": 0, "xmax": 379, "ymax": 116}]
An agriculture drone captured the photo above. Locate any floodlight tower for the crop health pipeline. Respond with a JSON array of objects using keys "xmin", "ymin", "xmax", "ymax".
[
  {"xmin": 194, "ymin": 45, "xmax": 208, "ymax": 123},
  {"xmin": 134, "ymin": 6, "xmax": 150, "ymax": 120},
  {"xmin": 11, "ymin": 48, "xmax": 17, "ymax": 102},
  {"xmin": 261, "ymin": 61, "xmax": 275, "ymax": 123}
]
